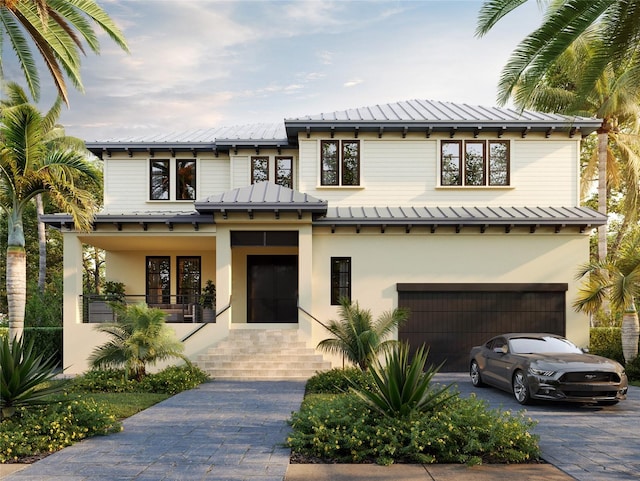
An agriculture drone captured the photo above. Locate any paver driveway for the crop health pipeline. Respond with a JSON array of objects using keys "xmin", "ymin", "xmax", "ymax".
[{"xmin": 435, "ymin": 373, "xmax": 640, "ymax": 481}]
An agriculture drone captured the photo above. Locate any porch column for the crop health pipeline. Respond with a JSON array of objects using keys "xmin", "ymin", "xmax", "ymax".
[
  {"xmin": 298, "ymin": 224, "xmax": 313, "ymax": 339},
  {"xmin": 62, "ymin": 233, "xmax": 84, "ymax": 369},
  {"xmin": 215, "ymin": 225, "xmax": 232, "ymax": 330}
]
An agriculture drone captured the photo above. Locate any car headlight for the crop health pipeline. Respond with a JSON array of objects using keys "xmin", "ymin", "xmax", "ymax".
[{"xmin": 529, "ymin": 367, "xmax": 556, "ymax": 377}]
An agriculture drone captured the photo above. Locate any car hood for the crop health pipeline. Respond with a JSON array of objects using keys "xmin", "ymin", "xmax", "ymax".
[{"xmin": 517, "ymin": 353, "xmax": 624, "ymax": 372}]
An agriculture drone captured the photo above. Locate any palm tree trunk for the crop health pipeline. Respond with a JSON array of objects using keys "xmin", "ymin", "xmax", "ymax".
[
  {"xmin": 597, "ymin": 129, "xmax": 608, "ymax": 262},
  {"xmin": 7, "ymin": 246, "xmax": 26, "ymax": 341},
  {"xmin": 621, "ymin": 302, "xmax": 640, "ymax": 364},
  {"xmin": 36, "ymin": 194, "xmax": 46, "ymax": 294}
]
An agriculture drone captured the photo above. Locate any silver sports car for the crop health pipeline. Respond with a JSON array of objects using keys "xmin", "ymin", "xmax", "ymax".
[{"xmin": 469, "ymin": 333, "xmax": 628, "ymax": 405}]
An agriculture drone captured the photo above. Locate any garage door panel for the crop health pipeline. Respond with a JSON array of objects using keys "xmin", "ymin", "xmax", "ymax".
[{"xmin": 399, "ymin": 288, "xmax": 566, "ymax": 372}]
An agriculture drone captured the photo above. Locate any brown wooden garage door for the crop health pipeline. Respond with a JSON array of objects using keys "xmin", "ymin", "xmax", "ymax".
[{"xmin": 397, "ymin": 283, "xmax": 567, "ymax": 372}]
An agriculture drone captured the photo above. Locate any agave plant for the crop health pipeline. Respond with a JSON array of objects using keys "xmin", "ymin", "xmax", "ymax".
[
  {"xmin": 351, "ymin": 342, "xmax": 454, "ymax": 418},
  {"xmin": 0, "ymin": 335, "xmax": 64, "ymax": 419}
]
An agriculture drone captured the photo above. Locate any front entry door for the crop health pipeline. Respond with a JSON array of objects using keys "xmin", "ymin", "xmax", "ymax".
[{"xmin": 247, "ymin": 255, "xmax": 298, "ymax": 323}]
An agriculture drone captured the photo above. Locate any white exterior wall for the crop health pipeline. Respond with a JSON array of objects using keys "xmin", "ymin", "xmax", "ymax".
[{"xmin": 297, "ymin": 132, "xmax": 580, "ymax": 207}]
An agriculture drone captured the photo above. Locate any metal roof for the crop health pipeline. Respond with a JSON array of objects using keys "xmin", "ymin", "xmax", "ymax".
[
  {"xmin": 314, "ymin": 205, "xmax": 606, "ymax": 232},
  {"xmin": 85, "ymin": 99, "xmax": 602, "ymax": 154},
  {"xmin": 194, "ymin": 182, "xmax": 328, "ymax": 215}
]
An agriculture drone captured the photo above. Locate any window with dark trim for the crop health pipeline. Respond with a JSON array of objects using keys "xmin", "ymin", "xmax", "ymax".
[
  {"xmin": 321, "ymin": 140, "xmax": 360, "ymax": 186},
  {"xmin": 251, "ymin": 156, "xmax": 269, "ymax": 184},
  {"xmin": 331, "ymin": 257, "xmax": 351, "ymax": 304},
  {"xmin": 441, "ymin": 140, "xmax": 509, "ymax": 186},
  {"xmin": 176, "ymin": 160, "xmax": 196, "ymax": 200},
  {"xmin": 150, "ymin": 160, "xmax": 169, "ymax": 200},
  {"xmin": 276, "ymin": 156, "xmax": 293, "ymax": 188},
  {"xmin": 146, "ymin": 256, "xmax": 170, "ymax": 304},
  {"xmin": 177, "ymin": 256, "xmax": 201, "ymax": 303}
]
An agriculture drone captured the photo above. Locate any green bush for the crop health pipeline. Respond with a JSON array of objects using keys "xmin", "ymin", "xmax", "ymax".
[
  {"xmin": 24, "ymin": 328, "xmax": 63, "ymax": 368},
  {"xmin": 589, "ymin": 327, "xmax": 624, "ymax": 364},
  {"xmin": 0, "ymin": 399, "xmax": 120, "ymax": 462},
  {"xmin": 625, "ymin": 355, "xmax": 640, "ymax": 381},
  {"xmin": 139, "ymin": 365, "xmax": 209, "ymax": 394},
  {"xmin": 305, "ymin": 368, "xmax": 374, "ymax": 395},
  {"xmin": 71, "ymin": 365, "xmax": 209, "ymax": 394},
  {"xmin": 287, "ymin": 392, "xmax": 539, "ymax": 465}
]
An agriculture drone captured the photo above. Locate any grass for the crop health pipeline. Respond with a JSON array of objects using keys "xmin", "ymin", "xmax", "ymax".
[{"xmin": 66, "ymin": 391, "xmax": 169, "ymax": 419}]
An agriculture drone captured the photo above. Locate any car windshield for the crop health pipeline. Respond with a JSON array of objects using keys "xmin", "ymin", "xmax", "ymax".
[{"xmin": 509, "ymin": 336, "xmax": 583, "ymax": 354}]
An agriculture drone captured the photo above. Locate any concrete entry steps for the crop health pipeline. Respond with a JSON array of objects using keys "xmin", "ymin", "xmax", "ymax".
[{"xmin": 195, "ymin": 329, "xmax": 331, "ymax": 380}]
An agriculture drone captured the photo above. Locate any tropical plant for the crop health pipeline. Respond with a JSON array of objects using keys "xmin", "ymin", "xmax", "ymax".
[
  {"xmin": 317, "ymin": 297, "xmax": 409, "ymax": 371},
  {"xmin": 0, "ymin": 0, "xmax": 129, "ymax": 105},
  {"xmin": 0, "ymin": 335, "xmax": 64, "ymax": 419},
  {"xmin": 0, "ymin": 98, "xmax": 100, "ymax": 341},
  {"xmin": 103, "ymin": 280, "xmax": 126, "ymax": 303},
  {"xmin": 477, "ymin": 0, "xmax": 640, "ymax": 261},
  {"xmin": 199, "ymin": 279, "xmax": 216, "ymax": 310},
  {"xmin": 351, "ymin": 342, "xmax": 454, "ymax": 418},
  {"xmin": 574, "ymin": 229, "xmax": 640, "ymax": 362},
  {"xmin": 89, "ymin": 303, "xmax": 187, "ymax": 381}
]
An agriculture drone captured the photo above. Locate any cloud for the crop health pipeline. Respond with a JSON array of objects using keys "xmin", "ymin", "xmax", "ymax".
[{"xmin": 344, "ymin": 79, "xmax": 363, "ymax": 88}]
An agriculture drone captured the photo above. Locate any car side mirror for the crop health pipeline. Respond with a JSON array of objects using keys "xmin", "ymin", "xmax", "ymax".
[
  {"xmin": 582, "ymin": 347, "xmax": 589, "ymax": 353},
  {"xmin": 493, "ymin": 345, "xmax": 508, "ymax": 355}
]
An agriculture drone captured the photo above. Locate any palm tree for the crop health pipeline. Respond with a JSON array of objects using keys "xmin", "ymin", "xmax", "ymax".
[
  {"xmin": 574, "ymin": 228, "xmax": 640, "ymax": 363},
  {"xmin": 317, "ymin": 297, "xmax": 409, "ymax": 371},
  {"xmin": 508, "ymin": 31, "xmax": 640, "ymax": 261},
  {"xmin": 90, "ymin": 303, "xmax": 187, "ymax": 381},
  {"xmin": 0, "ymin": 99, "xmax": 100, "ymax": 341},
  {"xmin": 0, "ymin": 0, "xmax": 129, "ymax": 105}
]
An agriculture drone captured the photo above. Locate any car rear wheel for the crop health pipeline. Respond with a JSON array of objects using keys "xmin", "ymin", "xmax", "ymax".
[
  {"xmin": 470, "ymin": 361, "xmax": 485, "ymax": 387},
  {"xmin": 512, "ymin": 370, "xmax": 531, "ymax": 405}
]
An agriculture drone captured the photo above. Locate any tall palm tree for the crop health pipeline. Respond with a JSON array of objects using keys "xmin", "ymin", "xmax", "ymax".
[
  {"xmin": 90, "ymin": 303, "xmax": 187, "ymax": 381},
  {"xmin": 317, "ymin": 297, "xmax": 409, "ymax": 371},
  {"xmin": 509, "ymin": 31, "xmax": 640, "ymax": 261},
  {"xmin": 0, "ymin": 98, "xmax": 100, "ymax": 341},
  {"xmin": 0, "ymin": 0, "xmax": 129, "ymax": 105},
  {"xmin": 574, "ymin": 228, "xmax": 640, "ymax": 363}
]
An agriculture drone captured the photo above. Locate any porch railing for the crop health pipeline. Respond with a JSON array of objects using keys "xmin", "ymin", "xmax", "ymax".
[{"xmin": 81, "ymin": 294, "xmax": 215, "ymax": 323}]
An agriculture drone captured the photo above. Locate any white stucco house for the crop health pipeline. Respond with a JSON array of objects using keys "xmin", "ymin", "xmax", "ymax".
[{"xmin": 43, "ymin": 99, "xmax": 605, "ymax": 377}]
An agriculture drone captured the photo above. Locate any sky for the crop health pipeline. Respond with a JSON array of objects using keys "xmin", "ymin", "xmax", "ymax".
[{"xmin": 4, "ymin": 0, "xmax": 545, "ymax": 141}]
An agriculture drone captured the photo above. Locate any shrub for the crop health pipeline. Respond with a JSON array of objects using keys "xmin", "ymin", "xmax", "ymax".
[
  {"xmin": 139, "ymin": 365, "xmax": 209, "ymax": 394},
  {"xmin": 71, "ymin": 365, "xmax": 209, "ymax": 394},
  {"xmin": 353, "ymin": 343, "xmax": 454, "ymax": 418},
  {"xmin": 0, "ymin": 399, "xmax": 120, "ymax": 462},
  {"xmin": 287, "ymin": 392, "xmax": 539, "ymax": 465},
  {"xmin": 24, "ymin": 327, "xmax": 63, "ymax": 368},
  {"xmin": 590, "ymin": 327, "xmax": 624, "ymax": 364},
  {"xmin": 625, "ymin": 355, "xmax": 640, "ymax": 381},
  {"xmin": 305, "ymin": 368, "xmax": 374, "ymax": 395},
  {"xmin": 0, "ymin": 336, "xmax": 65, "ymax": 419}
]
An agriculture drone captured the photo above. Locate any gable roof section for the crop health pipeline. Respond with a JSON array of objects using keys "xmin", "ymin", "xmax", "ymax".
[
  {"xmin": 284, "ymin": 99, "xmax": 602, "ymax": 141},
  {"xmin": 85, "ymin": 99, "xmax": 602, "ymax": 156},
  {"xmin": 194, "ymin": 182, "xmax": 328, "ymax": 218},
  {"xmin": 314, "ymin": 205, "xmax": 607, "ymax": 233}
]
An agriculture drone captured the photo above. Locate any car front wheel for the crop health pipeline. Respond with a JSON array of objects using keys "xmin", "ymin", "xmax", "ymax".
[
  {"xmin": 470, "ymin": 360, "xmax": 485, "ymax": 387},
  {"xmin": 512, "ymin": 370, "xmax": 531, "ymax": 405}
]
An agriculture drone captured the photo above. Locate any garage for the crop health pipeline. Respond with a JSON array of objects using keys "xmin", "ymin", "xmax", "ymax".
[{"xmin": 397, "ymin": 283, "xmax": 567, "ymax": 372}]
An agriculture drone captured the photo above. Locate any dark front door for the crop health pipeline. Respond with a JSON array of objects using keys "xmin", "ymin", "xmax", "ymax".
[{"xmin": 247, "ymin": 255, "xmax": 298, "ymax": 323}]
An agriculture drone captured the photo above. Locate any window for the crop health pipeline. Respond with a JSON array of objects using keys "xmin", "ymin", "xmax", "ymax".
[
  {"xmin": 276, "ymin": 156, "xmax": 293, "ymax": 188},
  {"xmin": 251, "ymin": 157, "xmax": 269, "ymax": 184},
  {"xmin": 150, "ymin": 160, "xmax": 169, "ymax": 200},
  {"xmin": 146, "ymin": 256, "xmax": 170, "ymax": 304},
  {"xmin": 330, "ymin": 257, "xmax": 351, "ymax": 305},
  {"xmin": 176, "ymin": 160, "xmax": 196, "ymax": 200},
  {"xmin": 177, "ymin": 256, "xmax": 201, "ymax": 304},
  {"xmin": 321, "ymin": 140, "xmax": 360, "ymax": 186},
  {"xmin": 440, "ymin": 140, "xmax": 509, "ymax": 186}
]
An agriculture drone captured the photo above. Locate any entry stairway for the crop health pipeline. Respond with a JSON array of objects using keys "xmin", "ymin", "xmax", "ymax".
[{"xmin": 195, "ymin": 329, "xmax": 332, "ymax": 380}]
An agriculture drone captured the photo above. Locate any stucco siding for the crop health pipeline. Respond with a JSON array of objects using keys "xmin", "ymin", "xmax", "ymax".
[{"xmin": 308, "ymin": 229, "xmax": 591, "ymax": 350}]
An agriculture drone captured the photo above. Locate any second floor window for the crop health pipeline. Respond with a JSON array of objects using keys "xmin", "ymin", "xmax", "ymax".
[
  {"xmin": 441, "ymin": 140, "xmax": 509, "ymax": 186},
  {"xmin": 176, "ymin": 160, "xmax": 196, "ymax": 200},
  {"xmin": 251, "ymin": 156, "xmax": 294, "ymax": 189},
  {"xmin": 276, "ymin": 156, "xmax": 293, "ymax": 188},
  {"xmin": 251, "ymin": 157, "xmax": 269, "ymax": 184},
  {"xmin": 150, "ymin": 160, "xmax": 169, "ymax": 200},
  {"xmin": 321, "ymin": 140, "xmax": 360, "ymax": 186}
]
